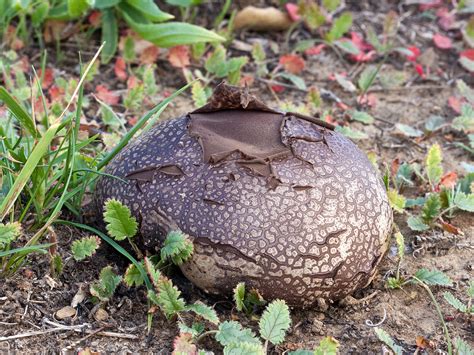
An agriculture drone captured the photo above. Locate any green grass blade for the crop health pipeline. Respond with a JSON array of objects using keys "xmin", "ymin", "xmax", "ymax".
[
  {"xmin": 0, "ymin": 122, "xmax": 60, "ymax": 221},
  {"xmin": 0, "ymin": 86, "xmax": 37, "ymax": 138},
  {"xmin": 0, "ymin": 243, "xmax": 53, "ymax": 258}
]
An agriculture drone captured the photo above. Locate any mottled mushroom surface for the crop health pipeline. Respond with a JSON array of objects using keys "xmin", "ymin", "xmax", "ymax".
[{"xmin": 95, "ymin": 83, "xmax": 393, "ymax": 307}]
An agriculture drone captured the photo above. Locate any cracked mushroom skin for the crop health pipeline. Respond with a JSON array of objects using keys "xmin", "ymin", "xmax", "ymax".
[{"xmin": 95, "ymin": 83, "xmax": 393, "ymax": 307}]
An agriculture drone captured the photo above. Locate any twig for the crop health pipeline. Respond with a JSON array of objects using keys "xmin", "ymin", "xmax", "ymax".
[
  {"xmin": 0, "ymin": 323, "xmax": 88, "ymax": 342},
  {"xmin": 61, "ymin": 327, "xmax": 105, "ymax": 352}
]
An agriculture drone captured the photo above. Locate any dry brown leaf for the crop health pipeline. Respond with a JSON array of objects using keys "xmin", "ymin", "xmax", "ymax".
[
  {"xmin": 234, "ymin": 6, "xmax": 292, "ymax": 32},
  {"xmin": 55, "ymin": 306, "xmax": 77, "ymax": 320}
]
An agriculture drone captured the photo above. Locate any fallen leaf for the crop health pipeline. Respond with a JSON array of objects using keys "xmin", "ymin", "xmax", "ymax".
[
  {"xmin": 305, "ymin": 43, "xmax": 326, "ymax": 56},
  {"xmin": 440, "ymin": 220, "xmax": 463, "ymax": 235},
  {"xmin": 43, "ymin": 20, "xmax": 67, "ymax": 43},
  {"xmin": 168, "ymin": 46, "xmax": 190, "ymax": 68},
  {"xmin": 71, "ymin": 284, "xmax": 86, "ymax": 308},
  {"xmin": 333, "ymin": 73, "xmax": 356, "ymax": 92},
  {"xmin": 436, "ymin": 7, "xmax": 459, "ymax": 31},
  {"xmin": 95, "ymin": 85, "xmax": 120, "ymax": 105},
  {"xmin": 140, "ymin": 45, "xmax": 159, "ymax": 65},
  {"xmin": 391, "ymin": 158, "xmax": 400, "ymax": 177},
  {"xmin": 114, "ymin": 57, "xmax": 128, "ymax": 81},
  {"xmin": 433, "ymin": 33, "xmax": 452, "ymax": 49},
  {"xmin": 438, "ymin": 171, "xmax": 458, "ymax": 189},
  {"xmin": 406, "ymin": 45, "xmax": 421, "ymax": 62},
  {"xmin": 94, "ymin": 308, "xmax": 109, "ymax": 322},
  {"xmin": 460, "ymin": 48, "xmax": 474, "ymax": 60},
  {"xmin": 286, "ymin": 3, "xmax": 301, "ymax": 22},
  {"xmin": 357, "ymin": 93, "xmax": 377, "ymax": 107},
  {"xmin": 279, "ymin": 54, "xmax": 305, "ymax": 74},
  {"xmin": 416, "ymin": 335, "xmax": 435, "ymax": 349},
  {"xmin": 88, "ymin": 11, "xmax": 101, "ymax": 27},
  {"xmin": 56, "ymin": 306, "xmax": 76, "ymax": 320},
  {"xmin": 448, "ymin": 96, "xmax": 462, "ymax": 114},
  {"xmin": 234, "ymin": 6, "xmax": 292, "ymax": 31},
  {"xmin": 271, "ymin": 84, "xmax": 285, "ymax": 93},
  {"xmin": 38, "ymin": 68, "xmax": 54, "ymax": 89}
]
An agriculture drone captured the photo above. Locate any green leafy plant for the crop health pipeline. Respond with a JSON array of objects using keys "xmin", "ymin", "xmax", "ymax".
[
  {"xmin": 71, "ymin": 235, "xmax": 101, "ymax": 261},
  {"xmin": 443, "ymin": 281, "xmax": 474, "ymax": 316},
  {"xmin": 234, "ymin": 282, "xmax": 266, "ymax": 315},
  {"xmin": 2, "ymin": 0, "xmax": 225, "ymax": 63},
  {"xmin": 90, "ymin": 265, "xmax": 122, "ymax": 302}
]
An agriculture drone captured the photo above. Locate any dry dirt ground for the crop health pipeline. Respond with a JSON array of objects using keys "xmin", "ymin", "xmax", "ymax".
[{"xmin": 1, "ymin": 1, "xmax": 474, "ymax": 354}]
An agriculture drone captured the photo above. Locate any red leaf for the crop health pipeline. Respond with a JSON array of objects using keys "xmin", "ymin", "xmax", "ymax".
[
  {"xmin": 358, "ymin": 93, "xmax": 377, "ymax": 107},
  {"xmin": 127, "ymin": 76, "xmax": 139, "ymax": 89},
  {"xmin": 351, "ymin": 32, "xmax": 373, "ymax": 51},
  {"xmin": 436, "ymin": 8, "xmax": 458, "ymax": 31},
  {"xmin": 168, "ymin": 46, "xmax": 190, "ymax": 68},
  {"xmin": 95, "ymin": 85, "xmax": 120, "ymax": 105},
  {"xmin": 460, "ymin": 49, "xmax": 474, "ymax": 60},
  {"xmin": 285, "ymin": 3, "xmax": 300, "ymax": 22},
  {"xmin": 305, "ymin": 44, "xmax": 326, "ymax": 56},
  {"xmin": 419, "ymin": 0, "xmax": 443, "ymax": 11},
  {"xmin": 88, "ymin": 11, "xmax": 101, "ymax": 27},
  {"xmin": 139, "ymin": 46, "xmax": 159, "ymax": 65},
  {"xmin": 127, "ymin": 116, "xmax": 138, "ymax": 126},
  {"xmin": 415, "ymin": 63, "xmax": 425, "ymax": 78},
  {"xmin": 271, "ymin": 85, "xmax": 285, "ymax": 93},
  {"xmin": 38, "ymin": 68, "xmax": 54, "ymax": 89},
  {"xmin": 279, "ymin": 54, "xmax": 305, "ymax": 74},
  {"xmin": 440, "ymin": 220, "xmax": 463, "ymax": 235},
  {"xmin": 439, "ymin": 171, "xmax": 458, "ymax": 189},
  {"xmin": 114, "ymin": 57, "xmax": 128, "ymax": 81},
  {"xmin": 240, "ymin": 74, "xmax": 255, "ymax": 86},
  {"xmin": 433, "ymin": 33, "xmax": 452, "ymax": 49},
  {"xmin": 448, "ymin": 96, "xmax": 462, "ymax": 114},
  {"xmin": 48, "ymin": 85, "xmax": 64, "ymax": 101},
  {"xmin": 406, "ymin": 46, "xmax": 421, "ymax": 62}
]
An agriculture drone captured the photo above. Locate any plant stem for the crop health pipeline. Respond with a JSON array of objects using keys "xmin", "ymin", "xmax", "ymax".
[
  {"xmin": 195, "ymin": 330, "xmax": 218, "ymax": 343},
  {"xmin": 413, "ymin": 277, "xmax": 452, "ymax": 355}
]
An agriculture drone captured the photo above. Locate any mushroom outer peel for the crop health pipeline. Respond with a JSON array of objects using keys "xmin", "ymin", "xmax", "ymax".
[{"xmin": 95, "ymin": 83, "xmax": 393, "ymax": 307}]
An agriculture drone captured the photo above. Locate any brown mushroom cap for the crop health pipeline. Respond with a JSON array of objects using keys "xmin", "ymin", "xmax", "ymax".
[{"xmin": 95, "ymin": 83, "xmax": 392, "ymax": 307}]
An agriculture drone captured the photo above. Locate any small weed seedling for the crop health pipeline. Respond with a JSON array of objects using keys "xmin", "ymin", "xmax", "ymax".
[
  {"xmin": 443, "ymin": 281, "xmax": 474, "ymax": 317},
  {"xmin": 384, "ymin": 231, "xmax": 473, "ymax": 355}
]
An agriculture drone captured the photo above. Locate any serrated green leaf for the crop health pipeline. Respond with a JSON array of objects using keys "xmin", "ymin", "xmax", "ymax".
[
  {"xmin": 144, "ymin": 256, "xmax": 161, "ymax": 287},
  {"xmin": 443, "ymin": 292, "xmax": 467, "ymax": 313},
  {"xmin": 314, "ymin": 336, "xmax": 340, "ymax": 355},
  {"xmin": 205, "ymin": 45, "xmax": 227, "ymax": 75},
  {"xmin": 186, "ymin": 301, "xmax": 219, "ymax": 324},
  {"xmin": 387, "ymin": 189, "xmax": 405, "ymax": 213},
  {"xmin": 155, "ymin": 277, "xmax": 186, "ymax": 318},
  {"xmin": 178, "ymin": 322, "xmax": 204, "ymax": 337},
  {"xmin": 455, "ymin": 337, "xmax": 474, "ymax": 355},
  {"xmin": 405, "ymin": 197, "xmax": 426, "ymax": 208},
  {"xmin": 407, "ymin": 216, "xmax": 429, "ymax": 231},
  {"xmin": 326, "ymin": 12, "xmax": 352, "ymax": 42},
  {"xmin": 0, "ymin": 222, "xmax": 21, "ymax": 248},
  {"xmin": 414, "ymin": 268, "xmax": 453, "ymax": 287},
  {"xmin": 90, "ymin": 266, "xmax": 122, "ymax": 302},
  {"xmin": 234, "ymin": 282, "xmax": 246, "ymax": 312},
  {"xmin": 335, "ymin": 126, "xmax": 368, "ymax": 140},
  {"xmin": 224, "ymin": 342, "xmax": 264, "ymax": 355},
  {"xmin": 216, "ymin": 321, "xmax": 261, "ymax": 347},
  {"xmin": 103, "ymin": 199, "xmax": 138, "ymax": 241},
  {"xmin": 422, "ymin": 193, "xmax": 441, "ymax": 223},
  {"xmin": 71, "ymin": 236, "xmax": 100, "ymax": 261},
  {"xmin": 453, "ymin": 104, "xmax": 474, "ymax": 132},
  {"xmin": 374, "ymin": 328, "xmax": 404, "ymax": 355},
  {"xmin": 259, "ymin": 299, "xmax": 291, "ymax": 345},
  {"xmin": 192, "ymin": 81, "xmax": 208, "ymax": 108},
  {"xmin": 395, "ymin": 123, "xmax": 423, "ymax": 137},
  {"xmin": 426, "ymin": 144, "xmax": 443, "ymax": 186},
  {"xmin": 322, "ymin": 0, "xmax": 340, "ymax": 12},
  {"xmin": 252, "ymin": 42, "xmax": 266, "ymax": 62},
  {"xmin": 350, "ymin": 110, "xmax": 374, "ymax": 124},
  {"xmin": 358, "ymin": 65, "xmax": 378, "ymax": 92},
  {"xmin": 299, "ymin": 1, "xmax": 325, "ymax": 30},
  {"xmin": 394, "ymin": 232, "xmax": 404, "ymax": 260},
  {"xmin": 124, "ymin": 262, "xmax": 144, "ymax": 287},
  {"xmin": 454, "ymin": 191, "xmax": 474, "ymax": 212},
  {"xmin": 456, "ymin": 80, "xmax": 474, "ymax": 105},
  {"xmin": 160, "ymin": 230, "xmax": 194, "ymax": 265}
]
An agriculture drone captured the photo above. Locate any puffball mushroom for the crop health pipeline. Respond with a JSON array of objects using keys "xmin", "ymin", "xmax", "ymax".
[{"xmin": 95, "ymin": 83, "xmax": 392, "ymax": 307}]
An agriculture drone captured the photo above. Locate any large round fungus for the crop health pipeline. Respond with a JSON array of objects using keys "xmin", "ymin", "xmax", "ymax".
[{"xmin": 95, "ymin": 83, "xmax": 393, "ymax": 306}]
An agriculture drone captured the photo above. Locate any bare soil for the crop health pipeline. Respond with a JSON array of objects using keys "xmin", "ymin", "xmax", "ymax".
[{"xmin": 1, "ymin": 0, "xmax": 473, "ymax": 353}]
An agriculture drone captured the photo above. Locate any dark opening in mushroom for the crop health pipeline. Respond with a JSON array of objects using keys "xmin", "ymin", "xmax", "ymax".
[{"xmin": 95, "ymin": 83, "xmax": 393, "ymax": 307}]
